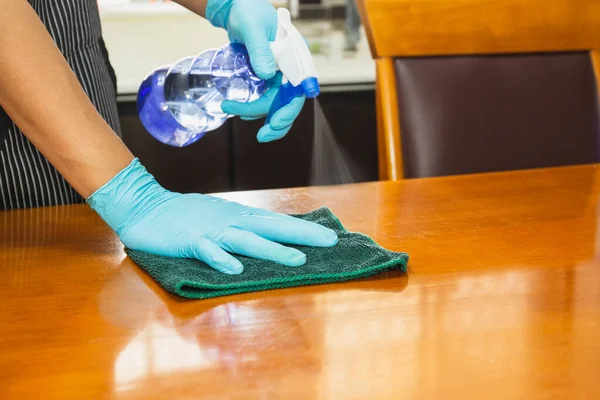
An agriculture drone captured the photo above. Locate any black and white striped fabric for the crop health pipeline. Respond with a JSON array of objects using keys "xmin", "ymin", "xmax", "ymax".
[{"xmin": 0, "ymin": 0, "xmax": 121, "ymax": 210}]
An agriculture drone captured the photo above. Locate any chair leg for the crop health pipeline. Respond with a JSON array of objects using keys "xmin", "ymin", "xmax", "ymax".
[
  {"xmin": 592, "ymin": 50, "xmax": 600, "ymax": 100},
  {"xmin": 376, "ymin": 58, "xmax": 404, "ymax": 180}
]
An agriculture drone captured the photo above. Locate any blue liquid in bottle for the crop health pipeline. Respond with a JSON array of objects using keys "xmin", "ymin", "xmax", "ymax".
[
  {"xmin": 137, "ymin": 43, "xmax": 267, "ymax": 148},
  {"xmin": 137, "ymin": 64, "xmax": 210, "ymax": 147},
  {"xmin": 137, "ymin": 66, "xmax": 204, "ymax": 147}
]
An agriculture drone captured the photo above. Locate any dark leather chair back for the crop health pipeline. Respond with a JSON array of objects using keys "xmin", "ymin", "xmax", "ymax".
[
  {"xmin": 358, "ymin": 0, "xmax": 600, "ymax": 180},
  {"xmin": 395, "ymin": 52, "xmax": 600, "ymax": 178}
]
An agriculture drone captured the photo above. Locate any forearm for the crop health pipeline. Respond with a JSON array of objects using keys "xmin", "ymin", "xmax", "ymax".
[
  {"xmin": 172, "ymin": 0, "xmax": 209, "ymax": 17},
  {"xmin": 0, "ymin": 0, "xmax": 133, "ymax": 198}
]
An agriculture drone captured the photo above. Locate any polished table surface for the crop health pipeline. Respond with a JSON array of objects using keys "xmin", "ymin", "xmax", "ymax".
[{"xmin": 2, "ymin": 165, "xmax": 600, "ymax": 399}]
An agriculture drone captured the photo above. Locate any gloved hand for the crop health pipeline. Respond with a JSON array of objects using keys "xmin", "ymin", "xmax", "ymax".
[
  {"xmin": 206, "ymin": 0, "xmax": 305, "ymax": 143},
  {"xmin": 221, "ymin": 72, "xmax": 306, "ymax": 143},
  {"xmin": 88, "ymin": 158, "xmax": 338, "ymax": 275}
]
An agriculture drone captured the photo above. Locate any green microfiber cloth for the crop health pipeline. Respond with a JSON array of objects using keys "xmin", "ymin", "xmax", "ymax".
[{"xmin": 126, "ymin": 207, "xmax": 408, "ymax": 299}]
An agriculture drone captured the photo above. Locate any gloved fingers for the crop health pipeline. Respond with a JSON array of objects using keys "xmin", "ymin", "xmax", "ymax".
[
  {"xmin": 256, "ymin": 122, "xmax": 293, "ymax": 143},
  {"xmin": 185, "ymin": 237, "xmax": 244, "ymax": 275},
  {"xmin": 268, "ymin": 95, "xmax": 306, "ymax": 130},
  {"xmin": 221, "ymin": 92, "xmax": 272, "ymax": 118},
  {"xmin": 215, "ymin": 226, "xmax": 307, "ymax": 266},
  {"xmin": 220, "ymin": 74, "xmax": 282, "ymax": 118},
  {"xmin": 244, "ymin": 29, "xmax": 277, "ymax": 80},
  {"xmin": 255, "ymin": 93, "xmax": 305, "ymax": 142},
  {"xmin": 235, "ymin": 214, "xmax": 338, "ymax": 247},
  {"xmin": 241, "ymin": 116, "xmax": 262, "ymax": 121}
]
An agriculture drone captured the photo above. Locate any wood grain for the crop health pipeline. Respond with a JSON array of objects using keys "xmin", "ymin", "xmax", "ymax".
[
  {"xmin": 376, "ymin": 58, "xmax": 403, "ymax": 180},
  {"xmin": 358, "ymin": 0, "xmax": 600, "ymax": 57},
  {"xmin": 3, "ymin": 165, "xmax": 600, "ymax": 398}
]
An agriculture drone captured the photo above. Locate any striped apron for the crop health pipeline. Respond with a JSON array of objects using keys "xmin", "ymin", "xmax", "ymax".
[{"xmin": 0, "ymin": 0, "xmax": 121, "ymax": 210}]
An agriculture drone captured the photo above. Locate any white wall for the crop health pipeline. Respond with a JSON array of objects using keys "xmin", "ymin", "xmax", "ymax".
[
  {"xmin": 99, "ymin": 1, "xmax": 375, "ymax": 95},
  {"xmin": 100, "ymin": 3, "xmax": 229, "ymax": 94}
]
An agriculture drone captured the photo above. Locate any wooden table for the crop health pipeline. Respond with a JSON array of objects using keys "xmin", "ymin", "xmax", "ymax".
[{"xmin": 2, "ymin": 165, "xmax": 600, "ymax": 399}]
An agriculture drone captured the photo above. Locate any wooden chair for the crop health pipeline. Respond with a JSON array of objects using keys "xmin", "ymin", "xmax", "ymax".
[{"xmin": 357, "ymin": 0, "xmax": 600, "ymax": 180}]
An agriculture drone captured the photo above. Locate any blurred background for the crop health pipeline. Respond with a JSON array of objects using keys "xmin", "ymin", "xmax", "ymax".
[{"xmin": 98, "ymin": 0, "xmax": 378, "ymax": 194}]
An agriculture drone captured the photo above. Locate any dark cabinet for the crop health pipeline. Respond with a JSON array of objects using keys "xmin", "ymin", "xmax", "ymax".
[
  {"xmin": 118, "ymin": 101, "xmax": 233, "ymax": 193},
  {"xmin": 232, "ymin": 90, "xmax": 378, "ymax": 190},
  {"xmin": 118, "ymin": 88, "xmax": 378, "ymax": 193}
]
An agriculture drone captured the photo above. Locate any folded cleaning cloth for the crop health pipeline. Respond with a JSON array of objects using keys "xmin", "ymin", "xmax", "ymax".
[{"xmin": 126, "ymin": 207, "xmax": 409, "ymax": 299}]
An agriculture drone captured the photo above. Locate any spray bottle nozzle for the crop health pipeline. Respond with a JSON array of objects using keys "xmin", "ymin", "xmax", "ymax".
[
  {"xmin": 270, "ymin": 8, "xmax": 319, "ymax": 96},
  {"xmin": 265, "ymin": 8, "xmax": 321, "ymax": 123},
  {"xmin": 301, "ymin": 77, "xmax": 320, "ymax": 98}
]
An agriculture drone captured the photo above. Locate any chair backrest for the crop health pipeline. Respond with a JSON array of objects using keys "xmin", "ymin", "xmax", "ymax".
[{"xmin": 358, "ymin": 0, "xmax": 600, "ymax": 180}]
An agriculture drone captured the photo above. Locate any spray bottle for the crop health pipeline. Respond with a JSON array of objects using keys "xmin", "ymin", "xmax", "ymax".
[{"xmin": 137, "ymin": 8, "xmax": 320, "ymax": 147}]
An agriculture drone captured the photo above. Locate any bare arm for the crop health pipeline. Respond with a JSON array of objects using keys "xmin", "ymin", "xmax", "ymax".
[{"xmin": 0, "ymin": 0, "xmax": 133, "ymax": 198}]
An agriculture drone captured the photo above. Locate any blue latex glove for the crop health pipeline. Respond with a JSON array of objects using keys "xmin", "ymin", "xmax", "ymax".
[
  {"xmin": 88, "ymin": 159, "xmax": 338, "ymax": 275},
  {"xmin": 221, "ymin": 73, "xmax": 306, "ymax": 143},
  {"xmin": 206, "ymin": 0, "xmax": 306, "ymax": 143}
]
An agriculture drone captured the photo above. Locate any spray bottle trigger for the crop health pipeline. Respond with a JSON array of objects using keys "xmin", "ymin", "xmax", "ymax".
[{"xmin": 266, "ymin": 82, "xmax": 305, "ymax": 124}]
